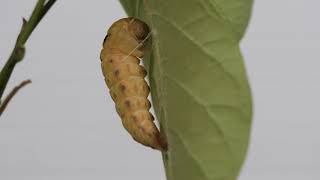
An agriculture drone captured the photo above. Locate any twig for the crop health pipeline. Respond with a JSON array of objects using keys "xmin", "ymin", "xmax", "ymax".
[
  {"xmin": 0, "ymin": 79, "xmax": 32, "ymax": 117},
  {"xmin": 0, "ymin": 0, "xmax": 57, "ymax": 102}
]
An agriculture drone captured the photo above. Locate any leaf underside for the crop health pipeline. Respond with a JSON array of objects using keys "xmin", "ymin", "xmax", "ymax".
[{"xmin": 119, "ymin": 0, "xmax": 253, "ymax": 180}]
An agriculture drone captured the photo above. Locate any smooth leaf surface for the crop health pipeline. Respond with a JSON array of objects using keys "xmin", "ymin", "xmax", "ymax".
[{"xmin": 120, "ymin": 1, "xmax": 253, "ymax": 180}]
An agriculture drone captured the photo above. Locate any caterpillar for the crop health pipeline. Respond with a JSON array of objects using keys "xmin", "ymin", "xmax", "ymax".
[{"xmin": 100, "ymin": 17, "xmax": 168, "ymax": 151}]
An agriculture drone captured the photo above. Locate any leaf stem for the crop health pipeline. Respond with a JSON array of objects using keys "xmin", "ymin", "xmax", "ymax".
[
  {"xmin": 0, "ymin": 0, "xmax": 56, "ymax": 101},
  {"xmin": 0, "ymin": 79, "xmax": 31, "ymax": 117}
]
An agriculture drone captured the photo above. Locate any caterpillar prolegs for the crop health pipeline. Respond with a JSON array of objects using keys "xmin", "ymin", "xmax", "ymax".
[{"xmin": 100, "ymin": 18, "xmax": 168, "ymax": 151}]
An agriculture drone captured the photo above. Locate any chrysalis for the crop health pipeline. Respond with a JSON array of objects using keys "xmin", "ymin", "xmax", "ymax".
[{"xmin": 100, "ymin": 17, "xmax": 168, "ymax": 151}]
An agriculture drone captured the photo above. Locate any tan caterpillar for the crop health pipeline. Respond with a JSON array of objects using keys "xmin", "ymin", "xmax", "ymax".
[{"xmin": 100, "ymin": 17, "xmax": 168, "ymax": 151}]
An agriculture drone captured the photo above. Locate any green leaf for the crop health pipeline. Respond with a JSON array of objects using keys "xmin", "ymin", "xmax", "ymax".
[{"xmin": 119, "ymin": 1, "xmax": 253, "ymax": 180}]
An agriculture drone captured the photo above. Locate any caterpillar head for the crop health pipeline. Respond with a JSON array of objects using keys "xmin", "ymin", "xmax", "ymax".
[{"xmin": 103, "ymin": 17, "xmax": 151, "ymax": 58}]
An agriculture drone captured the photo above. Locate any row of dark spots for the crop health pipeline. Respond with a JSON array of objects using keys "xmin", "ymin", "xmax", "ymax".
[
  {"xmin": 129, "ymin": 110, "xmax": 161, "ymax": 149},
  {"xmin": 120, "ymin": 83, "xmax": 126, "ymax": 92},
  {"xmin": 124, "ymin": 99, "xmax": 151, "ymax": 111},
  {"xmin": 110, "ymin": 59, "xmax": 146, "ymax": 81},
  {"xmin": 131, "ymin": 114, "xmax": 154, "ymax": 138}
]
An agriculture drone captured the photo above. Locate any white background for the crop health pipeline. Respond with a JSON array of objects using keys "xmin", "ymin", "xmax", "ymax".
[{"xmin": 0, "ymin": 1, "xmax": 319, "ymax": 180}]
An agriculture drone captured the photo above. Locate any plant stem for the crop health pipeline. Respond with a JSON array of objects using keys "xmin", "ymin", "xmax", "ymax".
[{"xmin": 0, "ymin": 0, "xmax": 56, "ymax": 101}]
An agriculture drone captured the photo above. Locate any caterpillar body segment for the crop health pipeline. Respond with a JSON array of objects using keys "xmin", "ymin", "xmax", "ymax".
[{"xmin": 100, "ymin": 18, "xmax": 168, "ymax": 151}]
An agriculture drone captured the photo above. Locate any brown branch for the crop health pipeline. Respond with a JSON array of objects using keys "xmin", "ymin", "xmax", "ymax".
[{"xmin": 0, "ymin": 79, "xmax": 32, "ymax": 117}]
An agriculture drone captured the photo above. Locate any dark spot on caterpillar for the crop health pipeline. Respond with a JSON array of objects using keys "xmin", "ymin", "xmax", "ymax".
[
  {"xmin": 120, "ymin": 84, "xmax": 126, "ymax": 92},
  {"xmin": 125, "ymin": 100, "xmax": 131, "ymax": 108},
  {"xmin": 102, "ymin": 34, "xmax": 109, "ymax": 45},
  {"xmin": 132, "ymin": 115, "xmax": 137, "ymax": 122},
  {"xmin": 114, "ymin": 69, "xmax": 120, "ymax": 77},
  {"xmin": 111, "ymin": 91, "xmax": 117, "ymax": 100},
  {"xmin": 109, "ymin": 59, "xmax": 113, "ymax": 63}
]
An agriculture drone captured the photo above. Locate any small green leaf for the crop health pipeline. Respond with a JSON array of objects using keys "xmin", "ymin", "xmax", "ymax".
[{"xmin": 120, "ymin": 1, "xmax": 253, "ymax": 180}]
